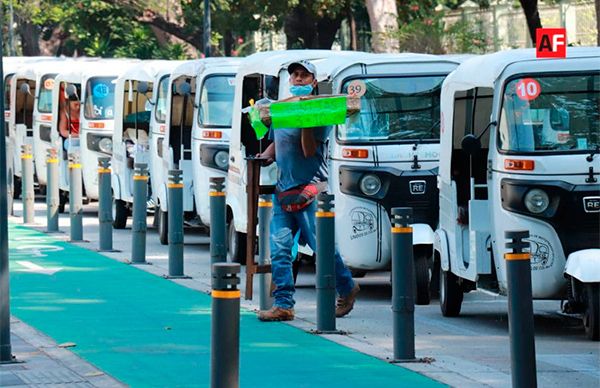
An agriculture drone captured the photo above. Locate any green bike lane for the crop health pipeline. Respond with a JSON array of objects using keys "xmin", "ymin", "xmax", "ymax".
[{"xmin": 8, "ymin": 223, "xmax": 443, "ymax": 387}]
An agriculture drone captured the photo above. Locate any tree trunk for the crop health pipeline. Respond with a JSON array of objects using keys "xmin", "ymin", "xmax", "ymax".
[
  {"xmin": 348, "ymin": 6, "xmax": 358, "ymax": 51},
  {"xmin": 365, "ymin": 0, "xmax": 399, "ymax": 53},
  {"xmin": 224, "ymin": 29, "xmax": 233, "ymax": 56},
  {"xmin": 17, "ymin": 18, "xmax": 40, "ymax": 56},
  {"xmin": 519, "ymin": 0, "xmax": 542, "ymax": 46},
  {"xmin": 284, "ymin": 6, "xmax": 342, "ymax": 49}
]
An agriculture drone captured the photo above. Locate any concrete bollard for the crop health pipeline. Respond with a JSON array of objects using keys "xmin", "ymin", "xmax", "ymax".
[
  {"xmin": 209, "ymin": 177, "xmax": 227, "ymax": 267},
  {"xmin": 258, "ymin": 194, "xmax": 273, "ymax": 311},
  {"xmin": 131, "ymin": 163, "xmax": 149, "ymax": 264},
  {"xmin": 46, "ymin": 148, "xmax": 59, "ymax": 232},
  {"xmin": 21, "ymin": 144, "xmax": 34, "ymax": 224},
  {"xmin": 68, "ymin": 152, "xmax": 83, "ymax": 242},
  {"xmin": 505, "ymin": 230, "xmax": 537, "ymax": 388},
  {"xmin": 391, "ymin": 207, "xmax": 415, "ymax": 361},
  {"xmin": 315, "ymin": 193, "xmax": 336, "ymax": 333},
  {"xmin": 167, "ymin": 170, "xmax": 185, "ymax": 277},
  {"xmin": 210, "ymin": 263, "xmax": 240, "ymax": 388},
  {"xmin": 97, "ymin": 157, "xmax": 113, "ymax": 251}
]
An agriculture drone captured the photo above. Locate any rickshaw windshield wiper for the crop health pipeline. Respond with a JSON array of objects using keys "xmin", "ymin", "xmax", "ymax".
[{"xmin": 412, "ymin": 119, "xmax": 440, "ymax": 150}]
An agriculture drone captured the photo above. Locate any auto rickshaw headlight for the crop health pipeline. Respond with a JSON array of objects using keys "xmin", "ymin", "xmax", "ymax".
[
  {"xmin": 214, "ymin": 150, "xmax": 229, "ymax": 170},
  {"xmin": 524, "ymin": 188, "xmax": 549, "ymax": 214},
  {"xmin": 359, "ymin": 174, "xmax": 381, "ymax": 196},
  {"xmin": 98, "ymin": 137, "xmax": 113, "ymax": 154}
]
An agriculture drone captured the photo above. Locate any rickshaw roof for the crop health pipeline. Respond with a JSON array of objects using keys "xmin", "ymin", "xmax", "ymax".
[
  {"xmin": 443, "ymin": 47, "xmax": 600, "ymax": 89},
  {"xmin": 117, "ymin": 60, "xmax": 186, "ymax": 84},
  {"xmin": 236, "ymin": 50, "xmax": 371, "ymax": 80},
  {"xmin": 80, "ymin": 59, "xmax": 141, "ymax": 80},
  {"xmin": 169, "ymin": 57, "xmax": 243, "ymax": 80},
  {"xmin": 54, "ymin": 60, "xmax": 107, "ymax": 83},
  {"xmin": 16, "ymin": 58, "xmax": 76, "ymax": 80}
]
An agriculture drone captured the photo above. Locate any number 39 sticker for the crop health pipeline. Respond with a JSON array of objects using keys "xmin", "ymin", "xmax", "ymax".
[
  {"xmin": 515, "ymin": 78, "xmax": 541, "ymax": 101},
  {"xmin": 347, "ymin": 80, "xmax": 366, "ymax": 98}
]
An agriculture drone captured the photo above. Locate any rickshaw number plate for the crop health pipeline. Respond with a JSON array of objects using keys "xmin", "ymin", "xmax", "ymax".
[
  {"xmin": 409, "ymin": 180, "xmax": 426, "ymax": 195},
  {"xmin": 583, "ymin": 197, "xmax": 600, "ymax": 213}
]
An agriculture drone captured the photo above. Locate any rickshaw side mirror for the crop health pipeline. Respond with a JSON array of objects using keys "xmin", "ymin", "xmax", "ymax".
[
  {"xmin": 137, "ymin": 81, "xmax": 149, "ymax": 94},
  {"xmin": 176, "ymin": 82, "xmax": 192, "ymax": 96},
  {"xmin": 65, "ymin": 84, "xmax": 78, "ymax": 100},
  {"xmin": 461, "ymin": 134, "xmax": 481, "ymax": 155},
  {"xmin": 19, "ymin": 83, "xmax": 31, "ymax": 95}
]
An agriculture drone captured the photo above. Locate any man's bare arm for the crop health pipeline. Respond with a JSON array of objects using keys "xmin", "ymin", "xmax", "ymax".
[{"xmin": 301, "ymin": 128, "xmax": 318, "ymax": 158}]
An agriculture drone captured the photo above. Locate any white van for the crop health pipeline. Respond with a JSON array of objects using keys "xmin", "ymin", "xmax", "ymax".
[
  {"xmin": 226, "ymin": 50, "xmax": 371, "ymax": 261},
  {"xmin": 111, "ymin": 60, "xmax": 183, "ymax": 228},
  {"xmin": 79, "ymin": 59, "xmax": 139, "ymax": 201},
  {"xmin": 328, "ymin": 53, "xmax": 464, "ymax": 304},
  {"xmin": 435, "ymin": 47, "xmax": 600, "ymax": 340}
]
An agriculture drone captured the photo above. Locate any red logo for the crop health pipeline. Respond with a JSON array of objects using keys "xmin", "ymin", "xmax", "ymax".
[
  {"xmin": 536, "ymin": 28, "xmax": 566, "ymax": 58},
  {"xmin": 515, "ymin": 78, "xmax": 541, "ymax": 101}
]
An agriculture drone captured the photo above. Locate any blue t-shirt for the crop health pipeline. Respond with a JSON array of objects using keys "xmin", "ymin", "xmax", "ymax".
[{"xmin": 270, "ymin": 126, "xmax": 329, "ymax": 192}]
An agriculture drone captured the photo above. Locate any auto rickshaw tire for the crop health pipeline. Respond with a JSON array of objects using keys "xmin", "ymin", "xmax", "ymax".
[
  {"xmin": 158, "ymin": 207, "xmax": 168, "ymax": 245},
  {"xmin": 112, "ymin": 198, "xmax": 128, "ymax": 229},
  {"xmin": 583, "ymin": 283, "xmax": 599, "ymax": 341},
  {"xmin": 350, "ymin": 269, "xmax": 367, "ymax": 278},
  {"xmin": 227, "ymin": 221, "xmax": 246, "ymax": 264},
  {"xmin": 415, "ymin": 253, "xmax": 431, "ymax": 305},
  {"xmin": 58, "ymin": 190, "xmax": 68, "ymax": 214},
  {"xmin": 440, "ymin": 267, "xmax": 463, "ymax": 317},
  {"xmin": 13, "ymin": 176, "xmax": 21, "ymax": 199}
]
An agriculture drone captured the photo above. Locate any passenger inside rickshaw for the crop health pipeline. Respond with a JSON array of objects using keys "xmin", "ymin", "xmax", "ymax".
[
  {"xmin": 122, "ymin": 82, "xmax": 153, "ymax": 161},
  {"xmin": 58, "ymin": 83, "xmax": 81, "ymax": 154},
  {"xmin": 451, "ymin": 87, "xmax": 493, "ymax": 224}
]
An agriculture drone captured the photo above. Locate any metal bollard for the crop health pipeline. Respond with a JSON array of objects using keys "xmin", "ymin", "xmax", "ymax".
[
  {"xmin": 46, "ymin": 148, "xmax": 60, "ymax": 232},
  {"xmin": 68, "ymin": 152, "xmax": 84, "ymax": 242},
  {"xmin": 505, "ymin": 230, "xmax": 537, "ymax": 388},
  {"xmin": 97, "ymin": 157, "xmax": 113, "ymax": 251},
  {"xmin": 391, "ymin": 207, "xmax": 415, "ymax": 361},
  {"xmin": 315, "ymin": 193, "xmax": 336, "ymax": 333},
  {"xmin": 211, "ymin": 263, "xmax": 240, "ymax": 388},
  {"xmin": 131, "ymin": 163, "xmax": 149, "ymax": 264},
  {"xmin": 209, "ymin": 177, "xmax": 227, "ymax": 266},
  {"xmin": 21, "ymin": 144, "xmax": 35, "ymax": 224},
  {"xmin": 167, "ymin": 170, "xmax": 185, "ymax": 277},
  {"xmin": 258, "ymin": 194, "xmax": 273, "ymax": 311}
]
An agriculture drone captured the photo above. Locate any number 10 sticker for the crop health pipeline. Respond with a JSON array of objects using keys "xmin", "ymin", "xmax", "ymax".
[
  {"xmin": 347, "ymin": 80, "xmax": 366, "ymax": 98},
  {"xmin": 515, "ymin": 78, "xmax": 541, "ymax": 101}
]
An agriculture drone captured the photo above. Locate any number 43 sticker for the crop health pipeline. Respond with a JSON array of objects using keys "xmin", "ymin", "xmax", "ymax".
[{"xmin": 516, "ymin": 78, "xmax": 541, "ymax": 101}]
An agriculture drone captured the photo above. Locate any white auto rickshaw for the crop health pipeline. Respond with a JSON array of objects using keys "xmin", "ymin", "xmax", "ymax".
[
  {"xmin": 9, "ymin": 58, "xmax": 66, "ymax": 197},
  {"xmin": 49, "ymin": 61, "xmax": 101, "ymax": 212},
  {"xmin": 190, "ymin": 58, "xmax": 241, "ymax": 232},
  {"xmin": 79, "ymin": 59, "xmax": 139, "ymax": 201},
  {"xmin": 435, "ymin": 47, "xmax": 600, "ymax": 340},
  {"xmin": 226, "ymin": 50, "xmax": 371, "ymax": 262},
  {"xmin": 32, "ymin": 60, "xmax": 80, "ymax": 191},
  {"xmin": 111, "ymin": 60, "xmax": 183, "ymax": 228},
  {"xmin": 328, "ymin": 54, "xmax": 464, "ymax": 304}
]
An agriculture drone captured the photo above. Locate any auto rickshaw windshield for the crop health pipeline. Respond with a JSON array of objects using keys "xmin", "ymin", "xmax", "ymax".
[
  {"xmin": 155, "ymin": 75, "xmax": 170, "ymax": 124},
  {"xmin": 37, "ymin": 74, "xmax": 57, "ymax": 113},
  {"xmin": 337, "ymin": 75, "xmax": 446, "ymax": 143},
  {"xmin": 198, "ymin": 75, "xmax": 235, "ymax": 127},
  {"xmin": 498, "ymin": 73, "xmax": 600, "ymax": 153},
  {"xmin": 84, "ymin": 76, "xmax": 116, "ymax": 120}
]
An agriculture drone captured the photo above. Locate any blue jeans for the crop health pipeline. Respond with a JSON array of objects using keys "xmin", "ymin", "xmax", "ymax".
[{"xmin": 270, "ymin": 195, "xmax": 355, "ymax": 309}]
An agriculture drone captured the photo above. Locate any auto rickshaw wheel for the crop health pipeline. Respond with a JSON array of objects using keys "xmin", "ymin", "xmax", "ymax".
[
  {"xmin": 112, "ymin": 198, "xmax": 128, "ymax": 229},
  {"xmin": 227, "ymin": 221, "xmax": 246, "ymax": 264},
  {"xmin": 415, "ymin": 251, "xmax": 431, "ymax": 305},
  {"xmin": 13, "ymin": 176, "xmax": 21, "ymax": 199},
  {"xmin": 440, "ymin": 267, "xmax": 463, "ymax": 317},
  {"xmin": 157, "ymin": 207, "xmax": 168, "ymax": 245},
  {"xmin": 583, "ymin": 283, "xmax": 599, "ymax": 341}
]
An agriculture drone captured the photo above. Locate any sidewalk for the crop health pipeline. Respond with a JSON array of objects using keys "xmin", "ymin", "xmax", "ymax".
[{"xmin": 4, "ymin": 221, "xmax": 442, "ymax": 387}]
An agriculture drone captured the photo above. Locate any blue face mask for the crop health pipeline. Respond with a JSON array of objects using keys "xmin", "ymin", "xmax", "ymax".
[{"xmin": 289, "ymin": 84, "xmax": 313, "ymax": 96}]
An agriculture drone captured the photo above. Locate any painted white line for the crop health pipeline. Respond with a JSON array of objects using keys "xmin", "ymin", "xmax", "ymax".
[{"xmin": 15, "ymin": 260, "xmax": 63, "ymax": 275}]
